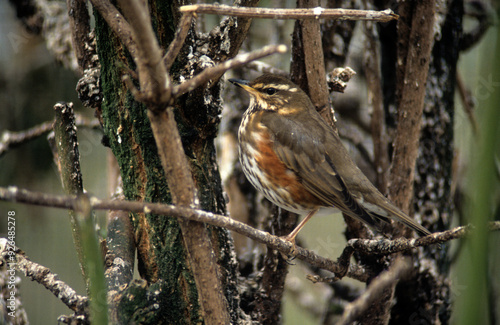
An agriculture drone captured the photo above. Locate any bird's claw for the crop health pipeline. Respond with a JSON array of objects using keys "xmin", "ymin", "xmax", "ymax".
[{"xmin": 279, "ymin": 235, "xmax": 299, "ymax": 263}]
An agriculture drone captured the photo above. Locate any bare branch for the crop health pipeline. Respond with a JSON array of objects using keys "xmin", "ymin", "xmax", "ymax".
[
  {"xmin": 456, "ymin": 72, "xmax": 478, "ymax": 135},
  {"xmin": 163, "ymin": 13, "xmax": 194, "ymax": 70},
  {"xmin": 347, "ymin": 226, "xmax": 467, "ymax": 255},
  {"xmin": 66, "ymin": 0, "xmax": 92, "ymax": 74},
  {"xmin": 114, "ymin": 0, "xmax": 230, "ymax": 320},
  {"xmin": 147, "ymin": 107, "xmax": 231, "ymax": 323},
  {"xmin": 0, "ymin": 186, "xmax": 365, "ymax": 281},
  {"xmin": 3, "ymin": 187, "xmax": 497, "ymax": 283},
  {"xmin": 1, "ymin": 121, "xmax": 52, "ymax": 157},
  {"xmin": 180, "ymin": 4, "xmax": 399, "ymax": 22},
  {"xmin": 389, "ymin": 0, "xmax": 436, "ymax": 215},
  {"xmin": 0, "ymin": 115, "xmax": 99, "ymax": 158},
  {"xmin": 172, "ymin": 44, "xmax": 287, "ymax": 98},
  {"xmin": 337, "ymin": 257, "xmax": 411, "ymax": 325},
  {"xmin": 296, "ymin": 0, "xmax": 332, "ymax": 124},
  {"xmin": 118, "ymin": 0, "xmax": 171, "ymax": 107},
  {"xmin": 0, "ymin": 238, "xmax": 89, "ymax": 314}
]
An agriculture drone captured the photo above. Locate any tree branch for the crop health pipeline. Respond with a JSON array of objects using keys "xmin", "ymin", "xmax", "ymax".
[
  {"xmin": 0, "ymin": 114, "xmax": 99, "ymax": 158},
  {"xmin": 180, "ymin": 4, "xmax": 399, "ymax": 22},
  {"xmin": 2, "ymin": 187, "xmax": 497, "ymax": 282},
  {"xmin": 389, "ymin": 0, "xmax": 436, "ymax": 215},
  {"xmin": 337, "ymin": 257, "xmax": 411, "ymax": 325},
  {"xmin": 296, "ymin": 0, "xmax": 333, "ymax": 125},
  {"xmin": 172, "ymin": 44, "xmax": 287, "ymax": 98},
  {"xmin": 88, "ymin": 0, "xmax": 138, "ymax": 62},
  {"xmin": 147, "ymin": 108, "xmax": 231, "ymax": 323},
  {"xmin": 105, "ymin": 207, "xmax": 135, "ymax": 324},
  {"xmin": 0, "ymin": 187, "xmax": 361, "ymax": 281},
  {"xmin": 163, "ymin": 12, "xmax": 194, "ymax": 71},
  {"xmin": 113, "ymin": 0, "xmax": 231, "ymax": 321},
  {"xmin": 66, "ymin": 0, "xmax": 92, "ymax": 74},
  {"xmin": 0, "ymin": 238, "xmax": 89, "ymax": 315},
  {"xmin": 118, "ymin": 0, "xmax": 171, "ymax": 107}
]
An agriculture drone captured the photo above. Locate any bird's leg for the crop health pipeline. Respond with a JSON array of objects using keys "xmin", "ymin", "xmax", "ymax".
[{"xmin": 283, "ymin": 209, "xmax": 319, "ymax": 244}]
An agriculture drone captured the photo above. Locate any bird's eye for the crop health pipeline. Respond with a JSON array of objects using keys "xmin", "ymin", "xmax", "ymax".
[{"xmin": 265, "ymin": 88, "xmax": 277, "ymax": 95}]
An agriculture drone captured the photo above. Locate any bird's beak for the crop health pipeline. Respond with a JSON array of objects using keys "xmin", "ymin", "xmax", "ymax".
[
  {"xmin": 229, "ymin": 78, "xmax": 260, "ymax": 97},
  {"xmin": 228, "ymin": 78, "xmax": 249, "ymax": 87}
]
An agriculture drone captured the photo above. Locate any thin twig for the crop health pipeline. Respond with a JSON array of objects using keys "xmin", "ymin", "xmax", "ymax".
[
  {"xmin": 172, "ymin": 44, "xmax": 287, "ymax": 98},
  {"xmin": 0, "ymin": 238, "xmax": 89, "ymax": 314},
  {"xmin": 336, "ymin": 257, "xmax": 411, "ymax": 325},
  {"xmin": 347, "ymin": 225, "xmax": 468, "ymax": 255},
  {"xmin": 0, "ymin": 121, "xmax": 52, "ymax": 157},
  {"xmin": 180, "ymin": 4, "xmax": 399, "ymax": 22},
  {"xmin": 0, "ymin": 115, "xmax": 100, "ymax": 158},
  {"xmin": 164, "ymin": 12, "xmax": 194, "ymax": 70}
]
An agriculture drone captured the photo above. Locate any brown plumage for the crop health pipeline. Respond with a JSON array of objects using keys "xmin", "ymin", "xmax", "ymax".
[{"xmin": 230, "ymin": 73, "xmax": 431, "ymax": 241}]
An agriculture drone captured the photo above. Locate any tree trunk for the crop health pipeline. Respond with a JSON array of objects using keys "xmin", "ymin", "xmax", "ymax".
[{"xmin": 93, "ymin": 1, "xmax": 247, "ymax": 322}]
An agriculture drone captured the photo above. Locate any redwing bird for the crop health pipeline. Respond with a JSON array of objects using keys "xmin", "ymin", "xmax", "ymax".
[{"xmin": 230, "ymin": 73, "xmax": 431, "ymax": 242}]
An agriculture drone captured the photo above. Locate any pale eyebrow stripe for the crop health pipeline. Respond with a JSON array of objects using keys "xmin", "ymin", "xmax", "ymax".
[{"xmin": 259, "ymin": 83, "xmax": 291, "ymax": 91}]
